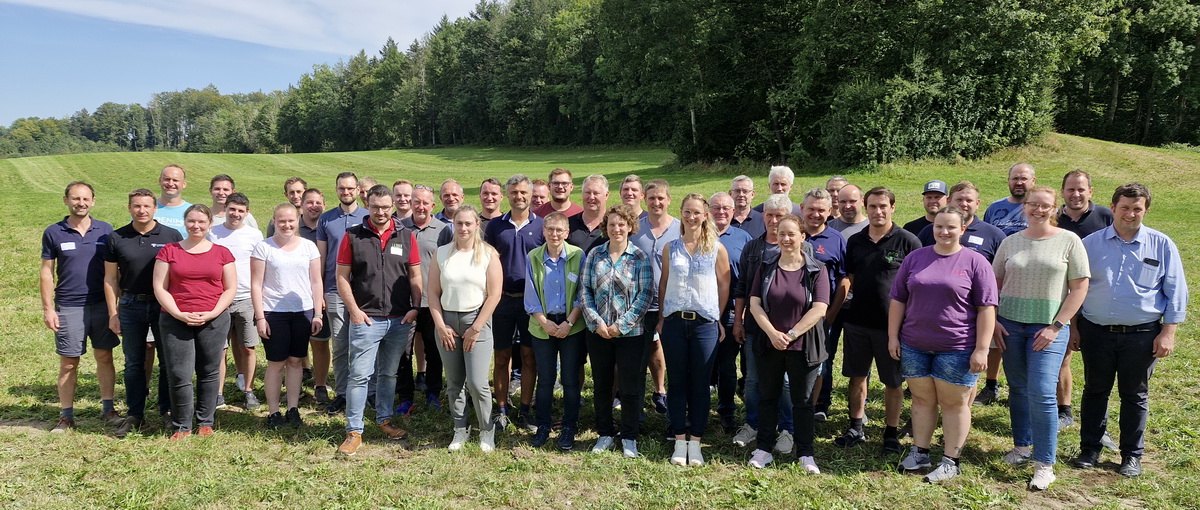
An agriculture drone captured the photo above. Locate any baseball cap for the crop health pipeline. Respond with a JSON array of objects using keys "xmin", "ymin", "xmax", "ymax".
[{"xmin": 923, "ymin": 180, "xmax": 947, "ymax": 195}]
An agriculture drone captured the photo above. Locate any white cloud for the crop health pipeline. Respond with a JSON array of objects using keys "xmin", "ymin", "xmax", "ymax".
[{"xmin": 1, "ymin": 0, "xmax": 481, "ymax": 55}]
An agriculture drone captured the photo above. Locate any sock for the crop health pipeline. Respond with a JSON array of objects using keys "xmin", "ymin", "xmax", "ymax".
[
  {"xmin": 943, "ymin": 455, "xmax": 959, "ymax": 465},
  {"xmin": 917, "ymin": 446, "xmax": 931, "ymax": 455},
  {"xmin": 1058, "ymin": 405, "xmax": 1072, "ymax": 415},
  {"xmin": 850, "ymin": 417, "xmax": 864, "ymax": 432},
  {"xmin": 884, "ymin": 426, "xmax": 898, "ymax": 439},
  {"xmin": 61, "ymin": 407, "xmax": 75, "ymax": 420},
  {"xmin": 102, "ymin": 399, "xmax": 115, "ymax": 413},
  {"xmin": 985, "ymin": 379, "xmax": 999, "ymax": 391}
]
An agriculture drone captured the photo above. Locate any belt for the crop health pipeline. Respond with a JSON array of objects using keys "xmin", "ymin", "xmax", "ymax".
[
  {"xmin": 1096, "ymin": 321, "xmax": 1159, "ymax": 334},
  {"xmin": 126, "ymin": 293, "xmax": 156, "ymax": 302},
  {"xmin": 669, "ymin": 310, "xmax": 705, "ymax": 321},
  {"xmin": 503, "ymin": 292, "xmax": 524, "ymax": 298}
]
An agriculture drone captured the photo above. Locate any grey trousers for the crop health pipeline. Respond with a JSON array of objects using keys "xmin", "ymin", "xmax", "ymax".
[{"xmin": 437, "ymin": 308, "xmax": 494, "ymax": 431}]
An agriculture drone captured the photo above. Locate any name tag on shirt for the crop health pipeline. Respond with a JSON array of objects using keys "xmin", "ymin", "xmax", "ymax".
[
  {"xmin": 61, "ymin": 242, "xmax": 76, "ymax": 251},
  {"xmin": 967, "ymin": 235, "xmax": 983, "ymax": 246},
  {"xmin": 390, "ymin": 244, "xmax": 404, "ymax": 257}
]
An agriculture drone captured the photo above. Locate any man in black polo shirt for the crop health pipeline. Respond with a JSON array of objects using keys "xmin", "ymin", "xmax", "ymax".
[
  {"xmin": 334, "ymin": 185, "xmax": 423, "ymax": 456},
  {"xmin": 567, "ymin": 174, "xmax": 609, "ymax": 255},
  {"xmin": 1055, "ymin": 169, "xmax": 1114, "ymax": 429},
  {"xmin": 834, "ymin": 186, "xmax": 921, "ymax": 454},
  {"xmin": 103, "ymin": 188, "xmax": 183, "ymax": 437}
]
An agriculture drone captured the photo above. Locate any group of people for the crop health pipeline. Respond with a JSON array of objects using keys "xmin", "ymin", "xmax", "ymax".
[{"xmin": 40, "ymin": 162, "xmax": 1186, "ymax": 488}]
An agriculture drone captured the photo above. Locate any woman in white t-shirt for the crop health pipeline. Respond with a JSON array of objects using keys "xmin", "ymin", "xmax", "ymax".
[
  {"xmin": 250, "ymin": 203, "xmax": 323, "ymax": 428},
  {"xmin": 427, "ymin": 205, "xmax": 503, "ymax": 452}
]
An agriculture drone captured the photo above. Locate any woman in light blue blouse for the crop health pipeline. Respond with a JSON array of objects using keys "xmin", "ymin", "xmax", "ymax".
[{"xmin": 657, "ymin": 193, "xmax": 731, "ymax": 466}]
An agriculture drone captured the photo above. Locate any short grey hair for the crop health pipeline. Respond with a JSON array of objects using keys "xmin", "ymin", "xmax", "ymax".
[
  {"xmin": 731, "ymin": 175, "xmax": 753, "ymax": 188},
  {"xmin": 583, "ymin": 174, "xmax": 609, "ymax": 189},
  {"xmin": 505, "ymin": 174, "xmax": 531, "ymax": 188},
  {"xmin": 763, "ymin": 193, "xmax": 793, "ymax": 213},
  {"xmin": 768, "ymin": 166, "xmax": 794, "ymax": 185}
]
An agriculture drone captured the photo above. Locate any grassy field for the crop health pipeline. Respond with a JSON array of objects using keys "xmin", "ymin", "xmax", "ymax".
[{"xmin": 0, "ymin": 134, "xmax": 1197, "ymax": 508}]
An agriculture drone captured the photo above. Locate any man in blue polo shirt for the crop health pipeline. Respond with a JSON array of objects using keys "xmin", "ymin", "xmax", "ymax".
[
  {"xmin": 1055, "ymin": 169, "xmax": 1114, "ymax": 429},
  {"xmin": 983, "ymin": 162, "xmax": 1035, "ymax": 236},
  {"xmin": 484, "ymin": 174, "xmax": 545, "ymax": 430},
  {"xmin": 154, "ymin": 164, "xmax": 191, "ymax": 235},
  {"xmin": 316, "ymin": 172, "xmax": 369, "ymax": 415},
  {"xmin": 1069, "ymin": 182, "xmax": 1187, "ymax": 478},
  {"xmin": 41, "ymin": 181, "xmax": 119, "ymax": 432},
  {"xmin": 103, "ymin": 188, "xmax": 183, "ymax": 437}
]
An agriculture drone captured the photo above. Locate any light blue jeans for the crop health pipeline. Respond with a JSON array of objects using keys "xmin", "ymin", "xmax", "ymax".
[
  {"xmin": 999, "ymin": 316, "xmax": 1068, "ymax": 464},
  {"xmin": 345, "ymin": 316, "xmax": 412, "ymax": 433}
]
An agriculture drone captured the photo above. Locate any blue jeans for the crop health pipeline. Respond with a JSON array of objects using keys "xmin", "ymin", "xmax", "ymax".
[
  {"xmin": 531, "ymin": 331, "xmax": 585, "ymax": 429},
  {"xmin": 119, "ymin": 297, "xmax": 170, "ymax": 418},
  {"xmin": 1000, "ymin": 316, "xmax": 1068, "ymax": 464},
  {"xmin": 661, "ymin": 314, "xmax": 719, "ymax": 437},
  {"xmin": 345, "ymin": 316, "xmax": 413, "ymax": 433},
  {"xmin": 743, "ymin": 334, "xmax": 793, "ymax": 432}
]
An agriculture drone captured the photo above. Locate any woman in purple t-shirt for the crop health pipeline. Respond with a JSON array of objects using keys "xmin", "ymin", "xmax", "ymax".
[{"xmin": 887, "ymin": 207, "xmax": 998, "ymax": 483}]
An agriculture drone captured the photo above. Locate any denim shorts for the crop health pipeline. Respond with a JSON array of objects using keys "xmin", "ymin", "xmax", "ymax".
[{"xmin": 900, "ymin": 344, "xmax": 979, "ymax": 387}]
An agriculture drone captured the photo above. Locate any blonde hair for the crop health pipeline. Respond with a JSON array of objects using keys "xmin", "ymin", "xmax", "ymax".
[
  {"xmin": 679, "ymin": 193, "xmax": 717, "ymax": 255},
  {"xmin": 452, "ymin": 205, "xmax": 493, "ymax": 265}
]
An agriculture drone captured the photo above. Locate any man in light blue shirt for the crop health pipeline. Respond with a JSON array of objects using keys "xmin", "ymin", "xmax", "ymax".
[{"xmin": 1070, "ymin": 182, "xmax": 1188, "ymax": 478}]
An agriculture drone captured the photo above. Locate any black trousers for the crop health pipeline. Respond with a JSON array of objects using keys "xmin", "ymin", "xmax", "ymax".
[{"xmin": 1078, "ymin": 317, "xmax": 1160, "ymax": 458}]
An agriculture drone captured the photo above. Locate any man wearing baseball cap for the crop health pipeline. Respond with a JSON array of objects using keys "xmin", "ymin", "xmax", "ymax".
[{"xmin": 903, "ymin": 180, "xmax": 948, "ymax": 236}]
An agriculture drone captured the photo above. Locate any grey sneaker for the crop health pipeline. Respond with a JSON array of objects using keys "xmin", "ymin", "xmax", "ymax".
[
  {"xmin": 900, "ymin": 446, "xmax": 932, "ymax": 471},
  {"xmin": 244, "ymin": 391, "xmax": 260, "ymax": 411},
  {"xmin": 592, "ymin": 436, "xmax": 615, "ymax": 453},
  {"xmin": 923, "ymin": 457, "xmax": 960, "ymax": 483},
  {"xmin": 773, "ymin": 430, "xmax": 794, "ymax": 455},
  {"xmin": 622, "ymin": 439, "xmax": 639, "ymax": 458},
  {"xmin": 731, "ymin": 424, "xmax": 757, "ymax": 447}
]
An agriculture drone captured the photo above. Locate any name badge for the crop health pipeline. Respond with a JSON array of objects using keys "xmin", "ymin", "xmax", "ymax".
[
  {"xmin": 61, "ymin": 242, "xmax": 76, "ymax": 251},
  {"xmin": 967, "ymin": 235, "xmax": 983, "ymax": 246},
  {"xmin": 390, "ymin": 244, "xmax": 404, "ymax": 257},
  {"xmin": 567, "ymin": 272, "xmax": 578, "ymax": 282}
]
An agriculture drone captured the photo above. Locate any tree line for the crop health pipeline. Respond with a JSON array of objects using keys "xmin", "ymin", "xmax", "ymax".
[{"xmin": 2, "ymin": 0, "xmax": 1197, "ymax": 164}]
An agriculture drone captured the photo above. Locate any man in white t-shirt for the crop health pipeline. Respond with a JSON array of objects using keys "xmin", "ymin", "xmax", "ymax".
[{"xmin": 208, "ymin": 192, "xmax": 265, "ymax": 410}]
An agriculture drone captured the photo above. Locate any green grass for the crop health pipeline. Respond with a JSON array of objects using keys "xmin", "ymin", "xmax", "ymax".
[{"xmin": 0, "ymin": 134, "xmax": 1197, "ymax": 508}]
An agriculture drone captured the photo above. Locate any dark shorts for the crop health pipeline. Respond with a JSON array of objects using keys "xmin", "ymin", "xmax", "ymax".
[
  {"xmin": 54, "ymin": 302, "xmax": 120, "ymax": 357},
  {"xmin": 841, "ymin": 323, "xmax": 903, "ymax": 388},
  {"xmin": 263, "ymin": 310, "xmax": 314, "ymax": 362},
  {"xmin": 900, "ymin": 344, "xmax": 979, "ymax": 387}
]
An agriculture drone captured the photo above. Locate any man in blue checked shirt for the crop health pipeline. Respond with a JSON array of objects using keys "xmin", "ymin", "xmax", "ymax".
[{"xmin": 1069, "ymin": 182, "xmax": 1188, "ymax": 479}]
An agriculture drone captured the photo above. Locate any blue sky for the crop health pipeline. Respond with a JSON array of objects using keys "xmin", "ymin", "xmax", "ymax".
[{"xmin": 0, "ymin": 0, "xmax": 479, "ymax": 125}]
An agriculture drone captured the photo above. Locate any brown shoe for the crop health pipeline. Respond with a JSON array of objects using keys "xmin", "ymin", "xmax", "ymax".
[
  {"xmin": 379, "ymin": 418, "xmax": 408, "ymax": 440},
  {"xmin": 50, "ymin": 417, "xmax": 74, "ymax": 433},
  {"xmin": 197, "ymin": 426, "xmax": 214, "ymax": 437},
  {"xmin": 169, "ymin": 430, "xmax": 192, "ymax": 441},
  {"xmin": 101, "ymin": 410, "xmax": 124, "ymax": 426},
  {"xmin": 338, "ymin": 432, "xmax": 363, "ymax": 456}
]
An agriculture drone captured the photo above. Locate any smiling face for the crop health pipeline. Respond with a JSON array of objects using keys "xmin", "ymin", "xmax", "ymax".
[
  {"xmin": 932, "ymin": 211, "xmax": 966, "ymax": 247},
  {"xmin": 865, "ymin": 193, "xmax": 894, "ymax": 228},
  {"xmin": 64, "ymin": 184, "xmax": 94, "ymax": 219},
  {"xmin": 1062, "ymin": 174, "xmax": 1092, "ymax": 212},
  {"xmin": 1112, "ymin": 196, "xmax": 1148, "ymax": 237}
]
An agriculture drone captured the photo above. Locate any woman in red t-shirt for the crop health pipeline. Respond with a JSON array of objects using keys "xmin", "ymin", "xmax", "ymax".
[{"xmin": 152, "ymin": 204, "xmax": 236, "ymax": 440}]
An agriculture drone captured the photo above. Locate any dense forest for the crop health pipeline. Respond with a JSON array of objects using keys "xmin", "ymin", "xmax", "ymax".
[{"xmin": 2, "ymin": 0, "xmax": 1197, "ymax": 164}]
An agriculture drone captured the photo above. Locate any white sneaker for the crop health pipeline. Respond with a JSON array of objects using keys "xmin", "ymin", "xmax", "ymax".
[
  {"xmin": 773, "ymin": 430, "xmax": 794, "ymax": 455},
  {"xmin": 622, "ymin": 439, "xmax": 639, "ymax": 458},
  {"xmin": 1029, "ymin": 461, "xmax": 1056, "ymax": 490},
  {"xmin": 731, "ymin": 424, "xmax": 757, "ymax": 447},
  {"xmin": 923, "ymin": 457, "xmax": 959, "ymax": 483},
  {"xmin": 448, "ymin": 427, "xmax": 469, "ymax": 451},
  {"xmin": 670, "ymin": 439, "xmax": 688, "ymax": 465},
  {"xmin": 899, "ymin": 446, "xmax": 932, "ymax": 471},
  {"xmin": 592, "ymin": 435, "xmax": 614, "ymax": 453},
  {"xmin": 479, "ymin": 428, "xmax": 496, "ymax": 452},
  {"xmin": 687, "ymin": 440, "xmax": 704, "ymax": 466},
  {"xmin": 748, "ymin": 449, "xmax": 774, "ymax": 468},
  {"xmin": 799, "ymin": 455, "xmax": 821, "ymax": 474},
  {"xmin": 1003, "ymin": 447, "xmax": 1032, "ymax": 465}
]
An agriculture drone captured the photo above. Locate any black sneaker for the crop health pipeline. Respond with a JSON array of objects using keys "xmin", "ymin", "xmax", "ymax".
[
  {"xmin": 531, "ymin": 426, "xmax": 551, "ymax": 447},
  {"xmin": 834, "ymin": 427, "xmax": 867, "ymax": 448},
  {"xmin": 973, "ymin": 386, "xmax": 998, "ymax": 406},
  {"xmin": 324, "ymin": 395, "xmax": 346, "ymax": 416},
  {"xmin": 882, "ymin": 435, "xmax": 902, "ymax": 454},
  {"xmin": 267, "ymin": 412, "xmax": 286, "ymax": 429},
  {"xmin": 1071, "ymin": 450, "xmax": 1099, "ymax": 469},
  {"xmin": 557, "ymin": 426, "xmax": 576, "ymax": 451},
  {"xmin": 286, "ymin": 407, "xmax": 304, "ymax": 427},
  {"xmin": 1119, "ymin": 456, "xmax": 1142, "ymax": 477}
]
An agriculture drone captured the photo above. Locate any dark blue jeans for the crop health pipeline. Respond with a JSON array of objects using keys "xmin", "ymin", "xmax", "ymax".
[
  {"xmin": 119, "ymin": 296, "xmax": 170, "ymax": 418},
  {"xmin": 1078, "ymin": 317, "xmax": 1160, "ymax": 458},
  {"xmin": 661, "ymin": 314, "xmax": 720, "ymax": 437},
  {"xmin": 532, "ymin": 331, "xmax": 585, "ymax": 429}
]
